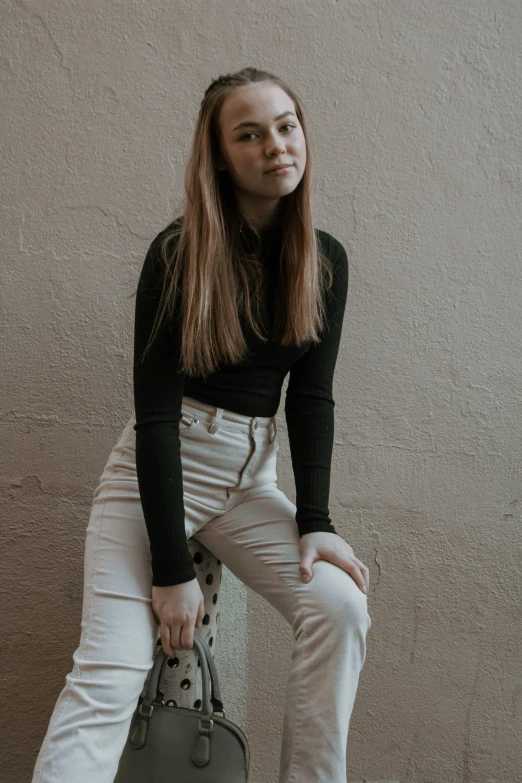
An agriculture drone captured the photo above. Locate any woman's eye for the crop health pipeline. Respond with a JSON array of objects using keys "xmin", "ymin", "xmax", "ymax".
[{"xmin": 240, "ymin": 124, "xmax": 295, "ymax": 141}]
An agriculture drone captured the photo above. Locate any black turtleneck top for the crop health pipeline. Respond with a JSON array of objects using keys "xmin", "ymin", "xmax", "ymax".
[{"xmin": 133, "ymin": 220, "xmax": 349, "ymax": 586}]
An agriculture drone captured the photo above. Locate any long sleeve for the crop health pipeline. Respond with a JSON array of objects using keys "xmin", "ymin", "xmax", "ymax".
[
  {"xmin": 133, "ymin": 230, "xmax": 197, "ymax": 587},
  {"xmin": 284, "ymin": 236, "xmax": 349, "ymax": 537}
]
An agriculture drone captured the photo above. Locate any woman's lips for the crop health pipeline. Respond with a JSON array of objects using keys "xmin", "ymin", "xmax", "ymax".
[{"xmin": 267, "ymin": 165, "xmax": 293, "ymax": 175}]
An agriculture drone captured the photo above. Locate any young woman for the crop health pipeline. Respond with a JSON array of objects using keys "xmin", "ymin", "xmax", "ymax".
[{"xmin": 32, "ymin": 67, "xmax": 371, "ymax": 783}]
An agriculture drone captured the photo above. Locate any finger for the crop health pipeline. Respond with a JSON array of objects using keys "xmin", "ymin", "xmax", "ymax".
[
  {"xmin": 169, "ymin": 623, "xmax": 183, "ymax": 654},
  {"xmin": 180, "ymin": 619, "xmax": 195, "ymax": 651},
  {"xmin": 346, "ymin": 562, "xmax": 367, "ymax": 593},
  {"xmin": 352, "ymin": 558, "xmax": 370, "ymax": 591},
  {"xmin": 160, "ymin": 623, "xmax": 176, "ymax": 658}
]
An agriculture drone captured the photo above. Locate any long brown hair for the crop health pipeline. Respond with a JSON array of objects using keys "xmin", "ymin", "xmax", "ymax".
[{"xmin": 135, "ymin": 67, "xmax": 334, "ymax": 378}]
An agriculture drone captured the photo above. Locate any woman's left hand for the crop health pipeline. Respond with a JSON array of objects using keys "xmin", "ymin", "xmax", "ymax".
[{"xmin": 299, "ymin": 531, "xmax": 369, "ymax": 594}]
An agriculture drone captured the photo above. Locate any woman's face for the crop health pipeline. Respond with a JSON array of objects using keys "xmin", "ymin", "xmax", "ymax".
[{"xmin": 217, "ymin": 82, "xmax": 307, "ymax": 226}]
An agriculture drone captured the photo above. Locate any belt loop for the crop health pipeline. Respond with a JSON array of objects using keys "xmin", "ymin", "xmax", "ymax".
[
  {"xmin": 269, "ymin": 417, "xmax": 277, "ymax": 443},
  {"xmin": 208, "ymin": 407, "xmax": 223, "ymax": 434}
]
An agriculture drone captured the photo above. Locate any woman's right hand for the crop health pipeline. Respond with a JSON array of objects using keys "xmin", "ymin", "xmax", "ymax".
[{"xmin": 151, "ymin": 578, "xmax": 205, "ymax": 657}]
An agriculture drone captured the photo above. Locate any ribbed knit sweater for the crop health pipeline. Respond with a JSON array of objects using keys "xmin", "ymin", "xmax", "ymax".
[{"xmin": 133, "ymin": 219, "xmax": 349, "ymax": 587}]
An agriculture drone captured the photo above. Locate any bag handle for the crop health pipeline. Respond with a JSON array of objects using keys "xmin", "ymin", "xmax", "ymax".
[
  {"xmin": 157, "ymin": 635, "xmax": 223, "ymax": 711},
  {"xmin": 130, "ymin": 633, "xmax": 224, "ymax": 749}
]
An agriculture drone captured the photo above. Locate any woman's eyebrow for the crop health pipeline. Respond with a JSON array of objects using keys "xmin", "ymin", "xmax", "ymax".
[{"xmin": 232, "ymin": 111, "xmax": 296, "ymax": 131}]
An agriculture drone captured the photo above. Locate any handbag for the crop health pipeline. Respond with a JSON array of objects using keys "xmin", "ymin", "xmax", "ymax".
[{"xmin": 114, "ymin": 632, "xmax": 250, "ymax": 782}]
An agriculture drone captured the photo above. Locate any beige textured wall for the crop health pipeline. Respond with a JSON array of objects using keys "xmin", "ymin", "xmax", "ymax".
[{"xmin": 1, "ymin": 2, "xmax": 521, "ymax": 782}]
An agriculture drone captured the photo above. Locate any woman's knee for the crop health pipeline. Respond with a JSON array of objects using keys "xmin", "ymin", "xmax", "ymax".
[{"xmin": 308, "ymin": 560, "xmax": 370, "ymax": 630}]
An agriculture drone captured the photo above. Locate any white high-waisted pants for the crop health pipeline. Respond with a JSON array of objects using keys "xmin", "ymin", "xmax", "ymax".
[{"xmin": 32, "ymin": 395, "xmax": 371, "ymax": 783}]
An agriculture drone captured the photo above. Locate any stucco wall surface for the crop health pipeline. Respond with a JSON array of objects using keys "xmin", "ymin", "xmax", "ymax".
[{"xmin": 1, "ymin": 2, "xmax": 521, "ymax": 782}]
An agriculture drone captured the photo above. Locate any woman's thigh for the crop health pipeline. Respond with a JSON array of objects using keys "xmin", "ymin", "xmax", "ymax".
[
  {"xmin": 80, "ymin": 405, "xmax": 265, "ymax": 657},
  {"xmin": 194, "ymin": 486, "xmax": 370, "ymax": 631},
  {"xmin": 80, "ymin": 420, "xmax": 158, "ymax": 674},
  {"xmin": 78, "ymin": 407, "xmax": 251, "ymax": 662}
]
